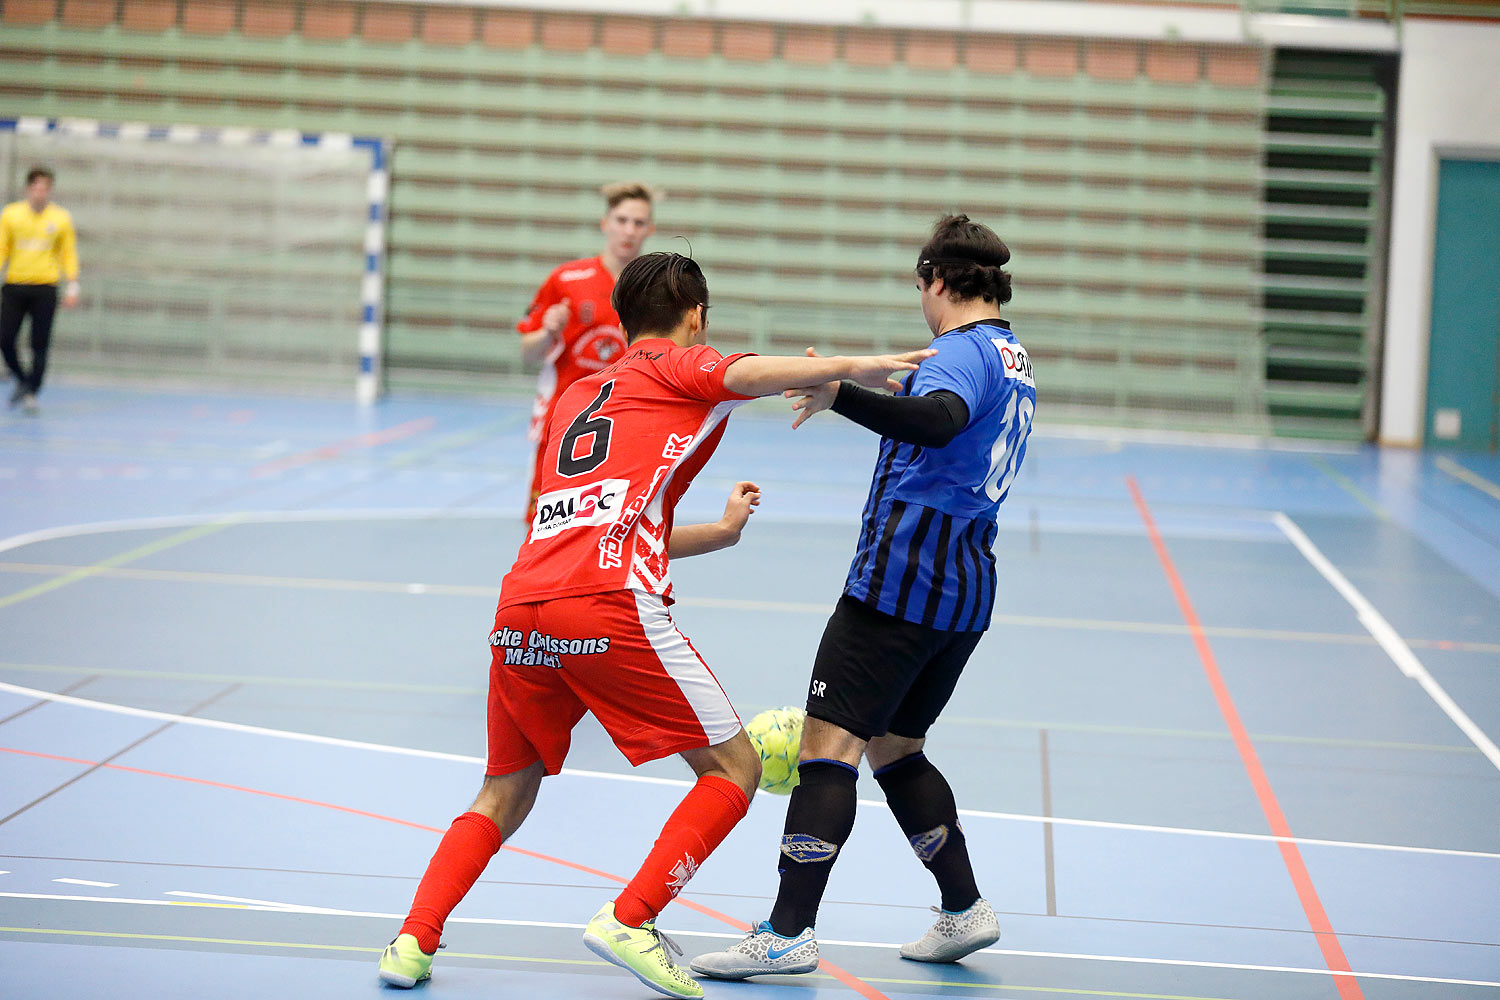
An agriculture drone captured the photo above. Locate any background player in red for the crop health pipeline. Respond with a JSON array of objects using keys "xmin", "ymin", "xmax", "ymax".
[
  {"xmin": 516, "ymin": 181, "xmax": 656, "ymax": 519},
  {"xmin": 379, "ymin": 251, "xmax": 934, "ymax": 998}
]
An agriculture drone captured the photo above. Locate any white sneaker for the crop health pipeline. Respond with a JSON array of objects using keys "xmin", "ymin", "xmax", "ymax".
[
  {"xmin": 900, "ymin": 899, "xmax": 1000, "ymax": 962},
  {"xmin": 690, "ymin": 920, "xmax": 818, "ymax": 979}
]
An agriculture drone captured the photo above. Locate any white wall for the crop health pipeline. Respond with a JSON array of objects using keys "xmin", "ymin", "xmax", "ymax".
[{"xmin": 1381, "ymin": 19, "xmax": 1500, "ymax": 447}]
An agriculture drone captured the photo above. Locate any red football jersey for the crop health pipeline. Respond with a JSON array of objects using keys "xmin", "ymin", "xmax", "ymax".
[
  {"xmin": 499, "ymin": 338, "xmax": 756, "ymax": 608},
  {"xmin": 517, "ymin": 256, "xmax": 630, "ymax": 442}
]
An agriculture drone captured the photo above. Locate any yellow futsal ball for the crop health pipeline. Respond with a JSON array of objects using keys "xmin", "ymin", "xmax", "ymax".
[{"xmin": 746, "ymin": 706, "xmax": 804, "ymax": 795}]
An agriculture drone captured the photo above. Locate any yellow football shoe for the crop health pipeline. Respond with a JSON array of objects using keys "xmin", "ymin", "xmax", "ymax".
[
  {"xmin": 583, "ymin": 900, "xmax": 703, "ymax": 999},
  {"xmin": 377, "ymin": 933, "xmax": 434, "ymax": 988}
]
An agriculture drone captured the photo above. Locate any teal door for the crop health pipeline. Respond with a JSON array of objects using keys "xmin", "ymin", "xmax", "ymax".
[{"xmin": 1426, "ymin": 158, "xmax": 1500, "ymax": 450}]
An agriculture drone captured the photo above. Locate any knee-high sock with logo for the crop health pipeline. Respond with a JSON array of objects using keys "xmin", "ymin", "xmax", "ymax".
[
  {"xmin": 614, "ymin": 774, "xmax": 749, "ymax": 928},
  {"xmin": 873, "ymin": 752, "xmax": 980, "ymax": 912},
  {"xmin": 400, "ymin": 811, "xmax": 505, "ymax": 954},
  {"xmin": 767, "ymin": 758, "xmax": 859, "ymax": 936}
]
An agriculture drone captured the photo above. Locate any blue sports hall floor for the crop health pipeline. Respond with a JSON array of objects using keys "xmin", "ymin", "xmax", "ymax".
[{"xmin": 1, "ymin": 382, "xmax": 1497, "ymax": 1000}]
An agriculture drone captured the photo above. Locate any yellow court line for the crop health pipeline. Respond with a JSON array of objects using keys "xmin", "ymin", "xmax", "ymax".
[
  {"xmin": 1306, "ymin": 456, "xmax": 1390, "ymax": 520},
  {"xmin": 0, "ymin": 561, "xmax": 472, "ymax": 597},
  {"xmin": 986, "ymin": 613, "xmax": 1500, "ymax": 654},
  {"xmin": 935, "ymin": 713, "xmax": 1481, "ymax": 756},
  {"xmin": 0, "ymin": 659, "xmax": 484, "ymax": 696},
  {"xmin": 0, "ymin": 927, "xmax": 1244, "ymax": 1000},
  {"xmin": 1436, "ymin": 456, "xmax": 1500, "ymax": 503},
  {"xmin": 0, "ymin": 655, "xmax": 1478, "ymax": 757},
  {"xmin": 2, "ymin": 560, "xmax": 1498, "ymax": 655},
  {"xmin": 0, "ymin": 656, "xmax": 1478, "ymax": 756},
  {"xmin": 385, "ymin": 415, "xmax": 529, "ymax": 468},
  {"xmin": 0, "ymin": 926, "xmax": 603, "ymax": 966},
  {"xmin": 0, "ymin": 521, "xmax": 235, "ymax": 611}
]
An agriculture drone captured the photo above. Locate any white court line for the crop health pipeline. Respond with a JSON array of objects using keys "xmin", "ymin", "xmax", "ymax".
[
  {"xmin": 913, "ymin": 805, "xmax": 1500, "ymax": 861},
  {"xmin": 1031, "ymin": 422, "xmax": 1361, "ymax": 455},
  {"xmin": 2, "ymin": 678, "xmax": 1497, "ymax": 862},
  {"xmin": 1, "ymin": 891, "xmax": 1494, "ymax": 989},
  {"xmin": 0, "ymin": 678, "xmax": 479, "ymax": 764},
  {"xmin": 0, "ymin": 891, "xmax": 583, "ymax": 930},
  {"xmin": 1435, "ymin": 456, "xmax": 1500, "ymax": 503},
  {"xmin": 0, "ymin": 504, "xmax": 1272, "ymax": 565},
  {"xmin": 52, "ymin": 878, "xmax": 117, "ymax": 888},
  {"xmin": 1274, "ymin": 512, "xmax": 1500, "ymax": 775},
  {"xmin": 164, "ymin": 891, "xmax": 351, "ymax": 914},
  {"xmin": 166, "ymin": 891, "xmax": 301, "ymax": 908},
  {"xmin": 0, "ymin": 508, "xmax": 513, "ymax": 557}
]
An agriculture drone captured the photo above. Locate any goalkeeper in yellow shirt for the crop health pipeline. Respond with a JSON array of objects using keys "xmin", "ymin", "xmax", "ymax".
[{"xmin": 1, "ymin": 166, "xmax": 80, "ymax": 413}]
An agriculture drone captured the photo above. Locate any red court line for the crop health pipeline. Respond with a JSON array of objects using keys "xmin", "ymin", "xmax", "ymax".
[
  {"xmin": 250, "ymin": 417, "xmax": 437, "ymax": 477},
  {"xmin": 1126, "ymin": 476, "xmax": 1365, "ymax": 1000},
  {"xmin": 0, "ymin": 745, "xmax": 889, "ymax": 1000}
]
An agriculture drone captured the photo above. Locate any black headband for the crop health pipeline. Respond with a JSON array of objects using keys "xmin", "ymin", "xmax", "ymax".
[{"xmin": 918, "ymin": 256, "xmax": 995, "ymax": 269}]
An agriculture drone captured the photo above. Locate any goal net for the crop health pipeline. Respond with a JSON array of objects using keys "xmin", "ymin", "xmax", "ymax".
[{"xmin": 1, "ymin": 118, "xmax": 386, "ymax": 400}]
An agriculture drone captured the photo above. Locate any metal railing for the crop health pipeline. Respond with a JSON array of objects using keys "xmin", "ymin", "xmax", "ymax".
[
  {"xmin": 960, "ymin": 0, "xmax": 1500, "ymax": 21},
  {"xmin": 1243, "ymin": 0, "xmax": 1500, "ymax": 19}
]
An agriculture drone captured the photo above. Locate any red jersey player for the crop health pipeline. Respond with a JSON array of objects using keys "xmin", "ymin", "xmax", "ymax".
[
  {"xmin": 517, "ymin": 181, "xmax": 655, "ymax": 519},
  {"xmin": 379, "ymin": 252, "xmax": 934, "ymax": 998}
]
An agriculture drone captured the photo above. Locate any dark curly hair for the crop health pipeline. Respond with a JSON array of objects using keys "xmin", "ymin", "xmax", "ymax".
[{"xmin": 915, "ymin": 214, "xmax": 1012, "ymax": 306}]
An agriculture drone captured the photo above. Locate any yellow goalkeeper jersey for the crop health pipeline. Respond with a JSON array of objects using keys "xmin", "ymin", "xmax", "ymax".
[{"xmin": 0, "ymin": 201, "xmax": 79, "ymax": 286}]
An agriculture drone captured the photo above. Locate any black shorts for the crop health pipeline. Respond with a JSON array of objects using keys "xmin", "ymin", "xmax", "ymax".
[{"xmin": 804, "ymin": 594, "xmax": 984, "ymax": 741}]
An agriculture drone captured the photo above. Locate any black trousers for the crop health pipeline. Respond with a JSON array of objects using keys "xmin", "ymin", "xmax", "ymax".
[{"xmin": 1, "ymin": 283, "xmax": 59, "ymax": 394}]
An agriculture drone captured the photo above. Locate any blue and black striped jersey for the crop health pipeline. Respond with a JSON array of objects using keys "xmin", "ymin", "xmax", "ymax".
[{"xmin": 844, "ymin": 320, "xmax": 1035, "ymax": 631}]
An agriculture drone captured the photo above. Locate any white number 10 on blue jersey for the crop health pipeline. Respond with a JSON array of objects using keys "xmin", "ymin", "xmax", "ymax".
[{"xmin": 979, "ymin": 339, "xmax": 1036, "ymax": 503}]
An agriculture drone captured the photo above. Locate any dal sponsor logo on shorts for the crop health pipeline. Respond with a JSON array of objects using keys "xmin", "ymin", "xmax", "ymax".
[
  {"xmin": 532, "ymin": 477, "xmax": 630, "ymax": 539},
  {"xmin": 490, "ymin": 626, "xmax": 612, "ymax": 669}
]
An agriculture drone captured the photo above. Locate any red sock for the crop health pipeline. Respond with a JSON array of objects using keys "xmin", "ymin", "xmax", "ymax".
[
  {"xmin": 614, "ymin": 775, "xmax": 749, "ymax": 927},
  {"xmin": 400, "ymin": 811, "xmax": 504, "ymax": 953}
]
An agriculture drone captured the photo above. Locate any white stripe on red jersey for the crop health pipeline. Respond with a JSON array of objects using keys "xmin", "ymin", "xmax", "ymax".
[{"xmin": 499, "ymin": 337, "xmax": 756, "ymax": 608}]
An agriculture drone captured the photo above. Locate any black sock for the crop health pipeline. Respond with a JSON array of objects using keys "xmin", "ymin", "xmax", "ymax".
[
  {"xmin": 767, "ymin": 759, "xmax": 858, "ymax": 936},
  {"xmin": 873, "ymin": 752, "xmax": 980, "ymax": 912}
]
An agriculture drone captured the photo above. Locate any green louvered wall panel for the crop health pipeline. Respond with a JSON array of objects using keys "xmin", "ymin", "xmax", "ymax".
[
  {"xmin": 0, "ymin": 12, "xmax": 1273, "ymax": 432},
  {"xmin": 1262, "ymin": 49, "xmax": 1394, "ymax": 440}
]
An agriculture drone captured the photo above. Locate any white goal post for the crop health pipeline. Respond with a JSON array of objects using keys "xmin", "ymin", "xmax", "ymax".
[{"xmin": 1, "ymin": 116, "xmax": 390, "ymax": 403}]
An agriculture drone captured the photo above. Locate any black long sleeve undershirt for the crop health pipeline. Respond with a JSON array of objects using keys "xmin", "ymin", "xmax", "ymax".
[{"xmin": 830, "ymin": 381, "xmax": 970, "ymax": 448}]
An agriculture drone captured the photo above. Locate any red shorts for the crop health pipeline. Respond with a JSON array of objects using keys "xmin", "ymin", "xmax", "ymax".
[{"xmin": 486, "ymin": 589, "xmax": 741, "ymax": 776}]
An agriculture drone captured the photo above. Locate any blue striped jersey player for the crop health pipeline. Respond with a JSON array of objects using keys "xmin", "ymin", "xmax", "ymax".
[
  {"xmin": 846, "ymin": 317, "xmax": 1035, "ymax": 631},
  {"xmin": 694, "ymin": 213, "xmax": 1032, "ymax": 980}
]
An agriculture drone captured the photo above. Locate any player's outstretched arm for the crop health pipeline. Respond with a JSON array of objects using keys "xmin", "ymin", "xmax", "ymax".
[
  {"xmin": 782, "ymin": 347, "xmax": 841, "ymax": 429},
  {"xmin": 669, "ymin": 482, "xmax": 761, "ymax": 558},
  {"xmin": 721, "ymin": 348, "xmax": 934, "ymax": 398},
  {"xmin": 783, "ymin": 348, "xmax": 968, "ymax": 443}
]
